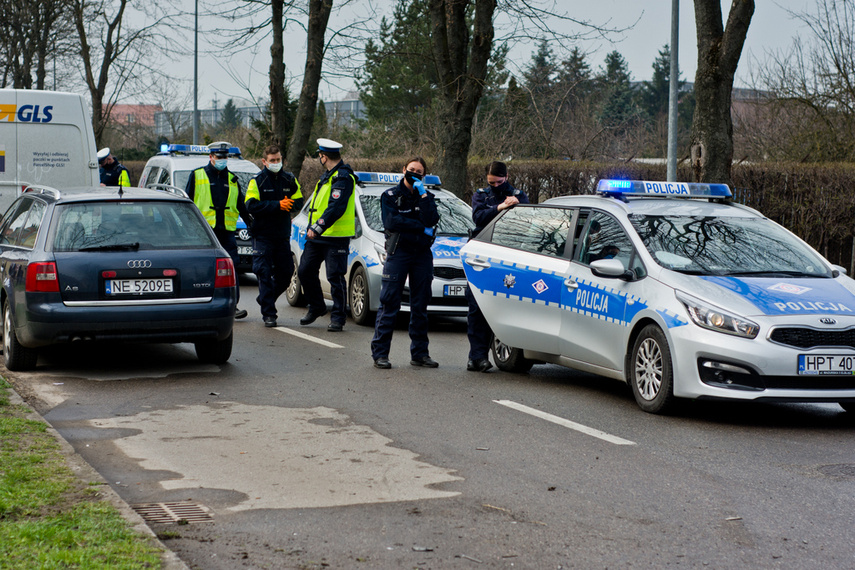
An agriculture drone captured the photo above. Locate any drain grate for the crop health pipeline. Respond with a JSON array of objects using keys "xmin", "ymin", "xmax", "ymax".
[{"xmin": 131, "ymin": 501, "xmax": 213, "ymax": 525}]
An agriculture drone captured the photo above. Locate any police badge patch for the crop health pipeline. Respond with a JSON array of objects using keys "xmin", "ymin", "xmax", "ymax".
[{"xmin": 332, "ymin": 189, "xmax": 341, "ymax": 199}]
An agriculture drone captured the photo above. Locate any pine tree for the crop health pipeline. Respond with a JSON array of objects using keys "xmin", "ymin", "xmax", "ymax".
[{"xmin": 219, "ymin": 99, "xmax": 243, "ymax": 132}]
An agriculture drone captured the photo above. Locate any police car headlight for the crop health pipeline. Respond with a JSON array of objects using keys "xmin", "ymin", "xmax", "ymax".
[
  {"xmin": 676, "ymin": 291, "xmax": 759, "ymax": 339},
  {"xmin": 373, "ymin": 243, "xmax": 387, "ymax": 263}
]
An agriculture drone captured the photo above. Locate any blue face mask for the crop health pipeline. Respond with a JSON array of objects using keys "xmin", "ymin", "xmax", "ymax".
[{"xmin": 214, "ymin": 159, "xmax": 228, "ymax": 171}]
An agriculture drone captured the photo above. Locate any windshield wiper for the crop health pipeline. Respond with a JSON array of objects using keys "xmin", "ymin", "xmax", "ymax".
[
  {"xmin": 723, "ymin": 270, "xmax": 827, "ymax": 278},
  {"xmin": 79, "ymin": 242, "xmax": 140, "ymax": 252}
]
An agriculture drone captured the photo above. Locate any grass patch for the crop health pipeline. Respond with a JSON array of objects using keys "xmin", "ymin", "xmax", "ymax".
[{"xmin": 0, "ymin": 377, "xmax": 162, "ymax": 569}]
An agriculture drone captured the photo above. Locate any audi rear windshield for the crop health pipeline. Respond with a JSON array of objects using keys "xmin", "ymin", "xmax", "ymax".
[{"xmin": 52, "ymin": 201, "xmax": 218, "ymax": 252}]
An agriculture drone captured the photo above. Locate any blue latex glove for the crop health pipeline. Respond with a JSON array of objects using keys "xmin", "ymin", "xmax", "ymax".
[
  {"xmin": 424, "ymin": 227, "xmax": 435, "ymax": 237},
  {"xmin": 414, "ymin": 178, "xmax": 426, "ymax": 195}
]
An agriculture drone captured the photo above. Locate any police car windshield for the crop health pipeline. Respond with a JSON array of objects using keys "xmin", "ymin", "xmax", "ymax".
[
  {"xmin": 359, "ymin": 194, "xmax": 474, "ymax": 236},
  {"xmin": 630, "ymin": 215, "xmax": 831, "ymax": 277}
]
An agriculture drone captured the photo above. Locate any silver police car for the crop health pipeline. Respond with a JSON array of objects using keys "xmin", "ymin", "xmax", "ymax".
[
  {"xmin": 461, "ymin": 179, "xmax": 855, "ymax": 414},
  {"xmin": 287, "ymin": 172, "xmax": 474, "ymax": 325}
]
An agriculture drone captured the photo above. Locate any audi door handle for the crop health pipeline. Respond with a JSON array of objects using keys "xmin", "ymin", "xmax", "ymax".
[{"xmin": 564, "ymin": 278, "xmax": 578, "ymax": 290}]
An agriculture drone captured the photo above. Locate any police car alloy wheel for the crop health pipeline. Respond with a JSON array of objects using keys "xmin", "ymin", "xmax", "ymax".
[
  {"xmin": 491, "ymin": 335, "xmax": 534, "ymax": 373},
  {"xmin": 629, "ymin": 324, "xmax": 676, "ymax": 414},
  {"xmin": 348, "ymin": 265, "xmax": 374, "ymax": 326},
  {"xmin": 286, "ymin": 255, "xmax": 307, "ymax": 307}
]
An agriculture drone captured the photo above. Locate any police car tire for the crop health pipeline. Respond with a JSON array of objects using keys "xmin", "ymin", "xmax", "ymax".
[
  {"xmin": 285, "ymin": 254, "xmax": 307, "ymax": 307},
  {"xmin": 3, "ymin": 300, "xmax": 37, "ymax": 371},
  {"xmin": 629, "ymin": 325, "xmax": 676, "ymax": 414},
  {"xmin": 348, "ymin": 266, "xmax": 375, "ymax": 326},
  {"xmin": 491, "ymin": 336, "xmax": 534, "ymax": 373},
  {"xmin": 195, "ymin": 331, "xmax": 233, "ymax": 364},
  {"xmin": 839, "ymin": 402, "xmax": 855, "ymax": 413}
]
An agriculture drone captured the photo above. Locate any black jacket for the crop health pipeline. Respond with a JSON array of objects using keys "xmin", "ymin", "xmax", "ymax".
[
  {"xmin": 244, "ymin": 168, "xmax": 303, "ymax": 237},
  {"xmin": 380, "ymin": 180, "xmax": 440, "ymax": 253}
]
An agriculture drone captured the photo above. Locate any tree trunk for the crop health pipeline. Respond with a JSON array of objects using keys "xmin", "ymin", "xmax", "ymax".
[
  {"xmin": 429, "ymin": 0, "xmax": 495, "ymax": 198},
  {"xmin": 286, "ymin": 0, "xmax": 332, "ymax": 178},
  {"xmin": 691, "ymin": 0, "xmax": 754, "ymax": 185},
  {"xmin": 269, "ymin": 0, "xmax": 287, "ymax": 149}
]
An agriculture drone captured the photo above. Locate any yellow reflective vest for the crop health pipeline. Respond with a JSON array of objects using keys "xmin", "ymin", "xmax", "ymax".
[
  {"xmin": 193, "ymin": 168, "xmax": 240, "ymax": 231},
  {"xmin": 308, "ymin": 168, "xmax": 356, "ymax": 237}
]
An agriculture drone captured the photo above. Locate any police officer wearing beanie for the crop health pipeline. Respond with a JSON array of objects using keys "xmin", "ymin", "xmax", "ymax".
[
  {"xmin": 297, "ymin": 138, "xmax": 357, "ymax": 331},
  {"xmin": 245, "ymin": 144, "xmax": 303, "ymax": 327},
  {"xmin": 466, "ymin": 161, "xmax": 529, "ymax": 372},
  {"xmin": 97, "ymin": 148, "xmax": 131, "ymax": 186},
  {"xmin": 185, "ymin": 141, "xmax": 250, "ymax": 319},
  {"xmin": 371, "ymin": 157, "xmax": 440, "ymax": 369}
]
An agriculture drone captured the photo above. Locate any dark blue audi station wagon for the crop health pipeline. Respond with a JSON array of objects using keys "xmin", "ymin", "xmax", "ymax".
[{"xmin": 0, "ymin": 185, "xmax": 237, "ymax": 370}]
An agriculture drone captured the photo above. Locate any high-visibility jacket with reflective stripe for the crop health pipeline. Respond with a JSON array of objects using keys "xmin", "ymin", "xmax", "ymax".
[{"xmin": 194, "ymin": 168, "xmax": 239, "ymax": 230}]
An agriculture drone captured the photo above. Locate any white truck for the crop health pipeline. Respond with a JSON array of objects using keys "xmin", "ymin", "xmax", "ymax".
[{"xmin": 0, "ymin": 89, "xmax": 99, "ymax": 214}]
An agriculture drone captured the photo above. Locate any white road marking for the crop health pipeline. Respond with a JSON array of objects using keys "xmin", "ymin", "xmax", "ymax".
[
  {"xmin": 275, "ymin": 327, "xmax": 344, "ymax": 348},
  {"xmin": 494, "ymin": 399, "xmax": 636, "ymax": 446}
]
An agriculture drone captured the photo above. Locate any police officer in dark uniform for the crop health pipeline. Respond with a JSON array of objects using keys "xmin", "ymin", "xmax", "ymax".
[
  {"xmin": 371, "ymin": 157, "xmax": 440, "ymax": 369},
  {"xmin": 185, "ymin": 141, "xmax": 250, "ymax": 319},
  {"xmin": 245, "ymin": 144, "xmax": 303, "ymax": 327},
  {"xmin": 298, "ymin": 138, "xmax": 357, "ymax": 331},
  {"xmin": 466, "ymin": 161, "xmax": 529, "ymax": 372},
  {"xmin": 97, "ymin": 147, "xmax": 131, "ymax": 186}
]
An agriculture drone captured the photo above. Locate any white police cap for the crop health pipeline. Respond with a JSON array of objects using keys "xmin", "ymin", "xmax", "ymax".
[
  {"xmin": 208, "ymin": 141, "xmax": 231, "ymax": 156},
  {"xmin": 97, "ymin": 147, "xmax": 110, "ymax": 161},
  {"xmin": 317, "ymin": 138, "xmax": 343, "ymax": 153}
]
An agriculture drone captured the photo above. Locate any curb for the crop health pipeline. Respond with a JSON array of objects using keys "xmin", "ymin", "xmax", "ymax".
[{"xmin": 5, "ymin": 384, "xmax": 189, "ymax": 570}]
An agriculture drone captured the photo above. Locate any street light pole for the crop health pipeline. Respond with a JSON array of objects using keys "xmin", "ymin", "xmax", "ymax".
[
  {"xmin": 193, "ymin": 0, "xmax": 199, "ymax": 144},
  {"xmin": 667, "ymin": 0, "xmax": 679, "ymax": 182}
]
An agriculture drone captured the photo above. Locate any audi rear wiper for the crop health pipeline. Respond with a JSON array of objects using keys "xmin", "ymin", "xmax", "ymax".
[{"xmin": 78, "ymin": 242, "xmax": 140, "ymax": 252}]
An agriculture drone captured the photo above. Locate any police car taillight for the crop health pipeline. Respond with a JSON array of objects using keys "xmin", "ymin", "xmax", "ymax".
[
  {"xmin": 597, "ymin": 179, "xmax": 732, "ymax": 199},
  {"xmin": 214, "ymin": 257, "xmax": 236, "ymax": 288},
  {"xmin": 26, "ymin": 262, "xmax": 59, "ymax": 293}
]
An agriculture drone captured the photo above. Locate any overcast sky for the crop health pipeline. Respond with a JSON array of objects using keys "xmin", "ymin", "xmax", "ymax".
[{"xmin": 183, "ymin": 1, "xmax": 807, "ymax": 110}]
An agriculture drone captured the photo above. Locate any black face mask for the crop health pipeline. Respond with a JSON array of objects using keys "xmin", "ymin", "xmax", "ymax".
[
  {"xmin": 493, "ymin": 181, "xmax": 510, "ymax": 194},
  {"xmin": 404, "ymin": 171, "xmax": 423, "ymax": 184}
]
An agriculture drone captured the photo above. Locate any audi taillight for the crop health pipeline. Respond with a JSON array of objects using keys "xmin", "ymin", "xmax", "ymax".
[
  {"xmin": 214, "ymin": 257, "xmax": 236, "ymax": 288},
  {"xmin": 26, "ymin": 262, "xmax": 60, "ymax": 292}
]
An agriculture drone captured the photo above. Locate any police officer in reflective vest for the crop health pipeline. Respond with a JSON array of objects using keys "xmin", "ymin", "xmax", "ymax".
[
  {"xmin": 370, "ymin": 157, "xmax": 440, "ymax": 370},
  {"xmin": 466, "ymin": 161, "xmax": 529, "ymax": 372},
  {"xmin": 297, "ymin": 138, "xmax": 357, "ymax": 331},
  {"xmin": 244, "ymin": 144, "xmax": 303, "ymax": 328},
  {"xmin": 97, "ymin": 147, "xmax": 131, "ymax": 186},
  {"xmin": 185, "ymin": 141, "xmax": 250, "ymax": 319}
]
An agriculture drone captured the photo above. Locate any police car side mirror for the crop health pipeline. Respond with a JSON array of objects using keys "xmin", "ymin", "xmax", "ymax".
[
  {"xmin": 590, "ymin": 258, "xmax": 636, "ymax": 281},
  {"xmin": 832, "ymin": 264, "xmax": 847, "ymax": 277}
]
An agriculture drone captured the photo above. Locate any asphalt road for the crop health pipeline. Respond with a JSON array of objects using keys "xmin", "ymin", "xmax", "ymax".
[{"xmin": 6, "ymin": 277, "xmax": 855, "ymax": 569}]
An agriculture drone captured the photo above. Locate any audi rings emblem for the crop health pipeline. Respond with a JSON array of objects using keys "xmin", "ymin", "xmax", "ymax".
[{"xmin": 127, "ymin": 259, "xmax": 152, "ymax": 268}]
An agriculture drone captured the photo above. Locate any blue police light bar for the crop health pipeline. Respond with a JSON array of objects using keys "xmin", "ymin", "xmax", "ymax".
[
  {"xmin": 355, "ymin": 172, "xmax": 442, "ymax": 186},
  {"xmin": 596, "ymin": 179, "xmax": 732, "ymax": 199},
  {"xmin": 159, "ymin": 144, "xmax": 243, "ymax": 156}
]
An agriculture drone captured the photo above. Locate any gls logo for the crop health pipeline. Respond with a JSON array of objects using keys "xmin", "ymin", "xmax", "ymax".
[{"xmin": 0, "ymin": 104, "xmax": 54, "ymax": 123}]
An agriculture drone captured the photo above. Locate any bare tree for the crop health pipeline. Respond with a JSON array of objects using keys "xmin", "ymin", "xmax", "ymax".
[
  {"xmin": 0, "ymin": 0, "xmax": 76, "ymax": 89},
  {"xmin": 690, "ymin": 0, "xmax": 754, "ymax": 185},
  {"xmin": 72, "ymin": 0, "xmax": 166, "ymax": 145},
  {"xmin": 750, "ymin": 0, "xmax": 855, "ymax": 161},
  {"xmin": 285, "ymin": 0, "xmax": 333, "ymax": 176}
]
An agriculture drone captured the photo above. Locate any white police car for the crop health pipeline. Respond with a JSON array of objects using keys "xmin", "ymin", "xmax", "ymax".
[
  {"xmin": 461, "ymin": 179, "xmax": 855, "ymax": 414},
  {"xmin": 287, "ymin": 172, "xmax": 474, "ymax": 325},
  {"xmin": 139, "ymin": 143, "xmax": 256, "ymax": 273}
]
